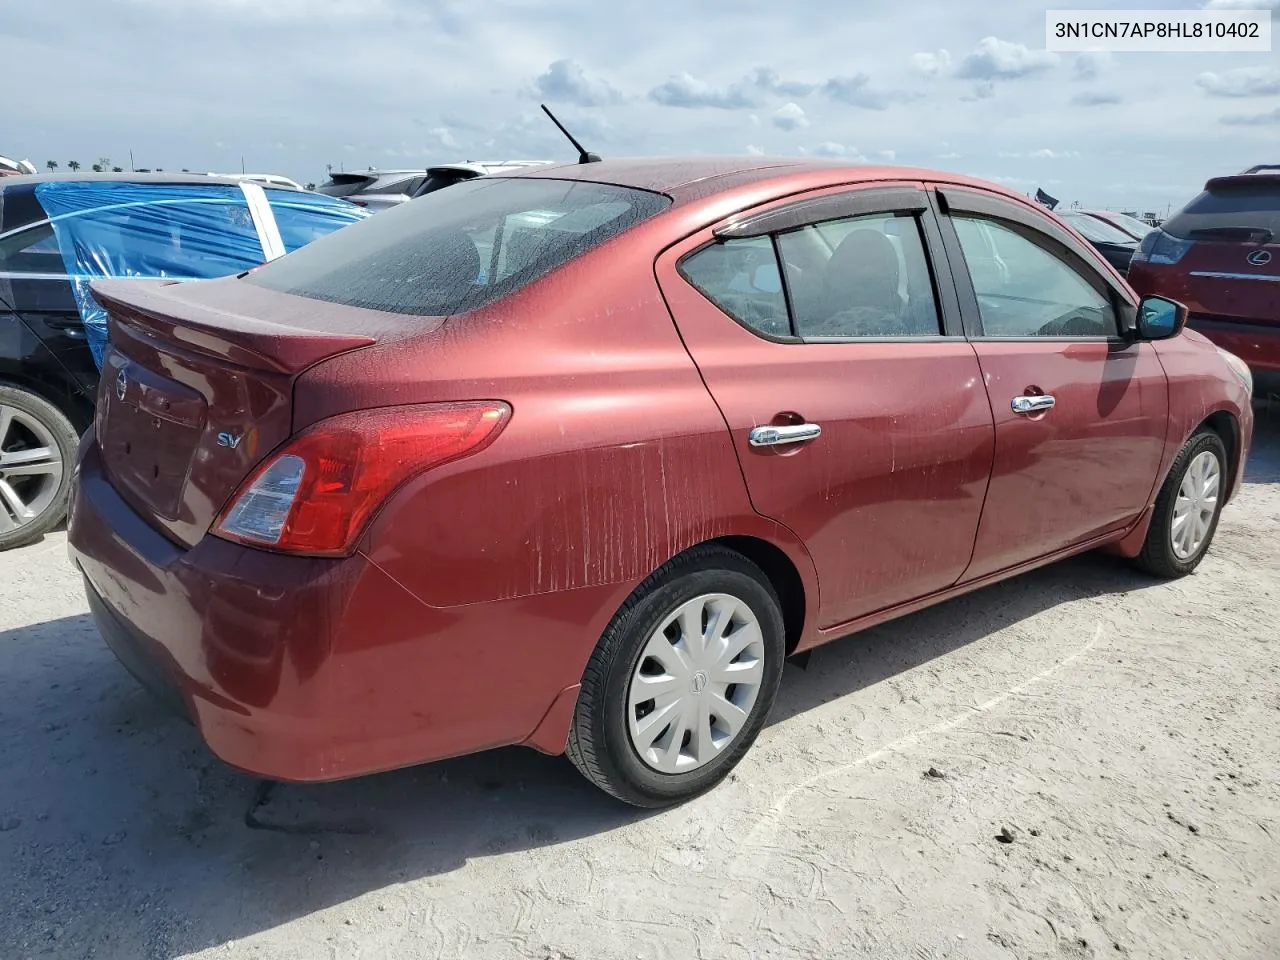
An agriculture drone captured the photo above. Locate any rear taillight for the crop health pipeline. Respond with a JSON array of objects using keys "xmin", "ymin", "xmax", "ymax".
[
  {"xmin": 213, "ymin": 401, "xmax": 510, "ymax": 556},
  {"xmin": 1132, "ymin": 229, "xmax": 1194, "ymax": 266}
]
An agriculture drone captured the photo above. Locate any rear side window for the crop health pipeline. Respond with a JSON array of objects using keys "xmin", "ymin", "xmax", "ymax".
[
  {"xmin": 777, "ymin": 213, "xmax": 940, "ymax": 338},
  {"xmin": 246, "ymin": 178, "xmax": 671, "ymax": 317},
  {"xmin": 1164, "ymin": 184, "xmax": 1280, "ymax": 240},
  {"xmin": 679, "ymin": 236, "xmax": 790, "ymax": 337},
  {"xmin": 265, "ymin": 189, "xmax": 368, "ymax": 253}
]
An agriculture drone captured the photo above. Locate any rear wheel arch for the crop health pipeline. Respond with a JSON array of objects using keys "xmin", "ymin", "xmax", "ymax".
[{"xmin": 707, "ymin": 535, "xmax": 807, "ymax": 656}]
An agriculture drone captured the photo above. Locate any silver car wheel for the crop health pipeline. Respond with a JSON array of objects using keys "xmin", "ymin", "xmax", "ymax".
[
  {"xmin": 627, "ymin": 592, "xmax": 766, "ymax": 774},
  {"xmin": 0, "ymin": 403, "xmax": 65, "ymax": 535},
  {"xmin": 1170, "ymin": 449, "xmax": 1220, "ymax": 561}
]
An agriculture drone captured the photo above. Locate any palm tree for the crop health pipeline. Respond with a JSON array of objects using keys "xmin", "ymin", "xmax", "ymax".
[
  {"xmin": 91, "ymin": 164, "xmax": 102, "ymax": 173},
  {"xmin": 97, "ymin": 158, "xmax": 111, "ymax": 174},
  {"xmin": 111, "ymin": 167, "xmax": 123, "ymax": 173},
  {"xmin": 46, "ymin": 160, "xmax": 58, "ymax": 172},
  {"xmin": 67, "ymin": 160, "xmax": 81, "ymax": 172}
]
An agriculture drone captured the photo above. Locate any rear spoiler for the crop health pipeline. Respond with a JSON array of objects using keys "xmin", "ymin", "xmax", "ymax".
[
  {"xmin": 91, "ymin": 278, "xmax": 375, "ymax": 374},
  {"xmin": 1206, "ymin": 172, "xmax": 1280, "ymax": 191}
]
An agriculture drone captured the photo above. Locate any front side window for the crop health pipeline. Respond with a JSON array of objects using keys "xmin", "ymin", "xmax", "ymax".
[
  {"xmin": 776, "ymin": 212, "xmax": 941, "ymax": 338},
  {"xmin": 677, "ymin": 236, "xmax": 789, "ymax": 338},
  {"xmin": 246, "ymin": 177, "xmax": 671, "ymax": 316},
  {"xmin": 952, "ymin": 216, "xmax": 1118, "ymax": 338}
]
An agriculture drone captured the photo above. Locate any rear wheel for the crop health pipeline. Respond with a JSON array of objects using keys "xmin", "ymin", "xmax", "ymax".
[
  {"xmin": 1133, "ymin": 429, "xmax": 1228, "ymax": 578},
  {"xmin": 567, "ymin": 546, "xmax": 786, "ymax": 807},
  {"xmin": 0, "ymin": 386, "xmax": 78, "ymax": 551}
]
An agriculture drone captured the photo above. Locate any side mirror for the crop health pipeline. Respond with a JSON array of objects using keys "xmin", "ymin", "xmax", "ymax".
[{"xmin": 1136, "ymin": 295, "xmax": 1188, "ymax": 341}]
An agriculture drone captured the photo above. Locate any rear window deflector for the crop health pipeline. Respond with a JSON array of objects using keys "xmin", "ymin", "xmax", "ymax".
[{"xmin": 715, "ymin": 188, "xmax": 928, "ymax": 240}]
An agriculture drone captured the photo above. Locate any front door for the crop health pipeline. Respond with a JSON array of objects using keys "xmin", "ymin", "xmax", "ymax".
[
  {"xmin": 936, "ymin": 191, "xmax": 1169, "ymax": 580},
  {"xmin": 656, "ymin": 185, "xmax": 995, "ymax": 629}
]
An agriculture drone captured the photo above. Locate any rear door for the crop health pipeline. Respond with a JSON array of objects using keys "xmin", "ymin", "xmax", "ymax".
[
  {"xmin": 657, "ymin": 184, "xmax": 994, "ymax": 630},
  {"xmin": 933, "ymin": 186, "xmax": 1169, "ymax": 581}
]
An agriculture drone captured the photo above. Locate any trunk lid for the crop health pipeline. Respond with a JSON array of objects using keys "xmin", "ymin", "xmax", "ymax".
[
  {"xmin": 1173, "ymin": 237, "xmax": 1280, "ymax": 324},
  {"xmin": 89, "ymin": 276, "xmax": 407, "ymax": 548}
]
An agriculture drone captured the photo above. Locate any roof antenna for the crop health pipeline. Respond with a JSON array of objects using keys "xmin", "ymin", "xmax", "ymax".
[{"xmin": 540, "ymin": 104, "xmax": 601, "ymax": 164}]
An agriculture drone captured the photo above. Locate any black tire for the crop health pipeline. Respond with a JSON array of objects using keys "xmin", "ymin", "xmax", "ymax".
[
  {"xmin": 1133, "ymin": 429, "xmax": 1228, "ymax": 579},
  {"xmin": 566, "ymin": 545, "xmax": 786, "ymax": 808},
  {"xmin": 0, "ymin": 385, "xmax": 79, "ymax": 552}
]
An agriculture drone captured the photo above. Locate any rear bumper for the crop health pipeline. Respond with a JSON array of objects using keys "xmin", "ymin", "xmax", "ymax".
[
  {"xmin": 67, "ymin": 434, "xmax": 598, "ymax": 782},
  {"xmin": 1188, "ymin": 316, "xmax": 1280, "ymax": 373}
]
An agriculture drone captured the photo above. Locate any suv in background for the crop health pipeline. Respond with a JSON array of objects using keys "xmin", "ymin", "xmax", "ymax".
[
  {"xmin": 317, "ymin": 161, "xmax": 555, "ymax": 210},
  {"xmin": 1128, "ymin": 165, "xmax": 1279, "ymax": 375}
]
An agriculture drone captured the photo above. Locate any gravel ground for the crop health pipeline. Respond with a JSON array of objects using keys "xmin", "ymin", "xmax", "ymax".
[{"xmin": 2, "ymin": 406, "xmax": 1278, "ymax": 960}]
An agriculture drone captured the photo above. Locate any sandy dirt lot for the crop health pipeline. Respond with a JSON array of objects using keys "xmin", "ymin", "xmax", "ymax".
[{"xmin": 2, "ymin": 409, "xmax": 1278, "ymax": 960}]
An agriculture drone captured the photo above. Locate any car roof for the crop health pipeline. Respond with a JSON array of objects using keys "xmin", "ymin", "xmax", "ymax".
[
  {"xmin": 0, "ymin": 171, "xmax": 249, "ymax": 189},
  {"xmin": 505, "ymin": 155, "xmax": 1023, "ymax": 205}
]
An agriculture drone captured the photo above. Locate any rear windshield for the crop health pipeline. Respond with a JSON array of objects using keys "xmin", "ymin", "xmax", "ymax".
[
  {"xmin": 1164, "ymin": 183, "xmax": 1280, "ymax": 240},
  {"xmin": 245, "ymin": 177, "xmax": 671, "ymax": 316}
]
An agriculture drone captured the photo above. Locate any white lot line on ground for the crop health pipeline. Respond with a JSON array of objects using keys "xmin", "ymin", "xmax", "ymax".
[{"xmin": 731, "ymin": 622, "xmax": 1106, "ymax": 876}]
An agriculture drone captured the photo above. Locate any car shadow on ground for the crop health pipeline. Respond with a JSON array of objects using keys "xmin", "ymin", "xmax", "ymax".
[{"xmin": 2, "ymin": 415, "xmax": 1276, "ymax": 957}]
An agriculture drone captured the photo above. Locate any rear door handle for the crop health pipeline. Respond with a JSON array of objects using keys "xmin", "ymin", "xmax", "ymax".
[
  {"xmin": 748, "ymin": 423, "xmax": 822, "ymax": 447},
  {"xmin": 1011, "ymin": 394, "xmax": 1056, "ymax": 415}
]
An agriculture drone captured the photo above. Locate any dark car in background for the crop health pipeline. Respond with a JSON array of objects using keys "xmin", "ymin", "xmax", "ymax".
[
  {"xmin": 1082, "ymin": 209, "xmax": 1156, "ymax": 242},
  {"xmin": 1057, "ymin": 210, "xmax": 1140, "ymax": 275},
  {"xmin": 318, "ymin": 161, "xmax": 554, "ymax": 211},
  {"xmin": 0, "ymin": 173, "xmax": 366, "ymax": 549},
  {"xmin": 1128, "ymin": 165, "xmax": 1280, "ymax": 376}
]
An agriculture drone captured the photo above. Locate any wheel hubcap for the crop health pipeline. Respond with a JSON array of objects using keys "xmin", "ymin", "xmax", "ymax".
[
  {"xmin": 0, "ymin": 403, "xmax": 64, "ymax": 535},
  {"xmin": 1170, "ymin": 450, "xmax": 1220, "ymax": 561},
  {"xmin": 627, "ymin": 592, "xmax": 766, "ymax": 774}
]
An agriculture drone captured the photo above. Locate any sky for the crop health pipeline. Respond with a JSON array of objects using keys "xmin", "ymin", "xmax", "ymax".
[{"xmin": 4, "ymin": 0, "xmax": 1278, "ymax": 212}]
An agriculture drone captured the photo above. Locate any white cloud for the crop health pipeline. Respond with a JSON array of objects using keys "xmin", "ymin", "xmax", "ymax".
[
  {"xmin": 809, "ymin": 141, "xmax": 867, "ymax": 160},
  {"xmin": 1072, "ymin": 51, "xmax": 1110, "ymax": 81},
  {"xmin": 772, "ymin": 102, "xmax": 810, "ymax": 131},
  {"xmin": 1031, "ymin": 148, "xmax": 1080, "ymax": 159},
  {"xmin": 911, "ymin": 49, "xmax": 952, "ymax": 78},
  {"xmin": 650, "ymin": 72, "xmax": 758, "ymax": 109},
  {"xmin": 957, "ymin": 37, "xmax": 1058, "ymax": 80},
  {"xmin": 531, "ymin": 59, "xmax": 622, "ymax": 107},
  {"xmin": 821, "ymin": 74, "xmax": 914, "ymax": 110},
  {"xmin": 1221, "ymin": 106, "xmax": 1280, "ymax": 125},
  {"xmin": 937, "ymin": 151, "xmax": 962, "ymax": 159},
  {"xmin": 1196, "ymin": 67, "xmax": 1280, "ymax": 97},
  {"xmin": 745, "ymin": 144, "xmax": 765, "ymax": 155},
  {"xmin": 878, "ymin": 149, "xmax": 896, "ymax": 161},
  {"xmin": 1072, "ymin": 90, "xmax": 1123, "ymax": 106}
]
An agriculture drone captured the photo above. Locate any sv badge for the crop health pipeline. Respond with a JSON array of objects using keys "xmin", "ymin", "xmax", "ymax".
[{"xmin": 216, "ymin": 431, "xmax": 243, "ymax": 450}]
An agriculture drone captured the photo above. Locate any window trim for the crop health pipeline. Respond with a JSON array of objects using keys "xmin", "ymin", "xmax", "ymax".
[
  {"xmin": 715, "ymin": 187, "xmax": 928, "ymax": 240},
  {"xmin": 678, "ymin": 185, "xmax": 966, "ymax": 344},
  {"xmin": 931, "ymin": 189, "xmax": 1137, "ymax": 342}
]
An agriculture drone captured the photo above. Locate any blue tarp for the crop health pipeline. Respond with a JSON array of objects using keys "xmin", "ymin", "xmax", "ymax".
[{"xmin": 34, "ymin": 181, "xmax": 367, "ymax": 367}]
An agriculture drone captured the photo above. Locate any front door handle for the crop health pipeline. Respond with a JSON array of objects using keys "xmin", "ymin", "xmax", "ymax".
[
  {"xmin": 748, "ymin": 423, "xmax": 822, "ymax": 447},
  {"xmin": 1011, "ymin": 394, "xmax": 1056, "ymax": 415}
]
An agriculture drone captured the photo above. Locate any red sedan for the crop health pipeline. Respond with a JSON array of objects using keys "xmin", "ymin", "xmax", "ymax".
[{"xmin": 67, "ymin": 158, "xmax": 1254, "ymax": 807}]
